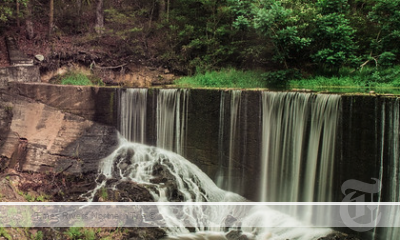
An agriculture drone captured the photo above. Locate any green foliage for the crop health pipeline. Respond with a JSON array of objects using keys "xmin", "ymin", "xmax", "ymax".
[
  {"xmin": 18, "ymin": 190, "xmax": 34, "ymax": 202},
  {"xmin": 103, "ymin": 5, "xmax": 149, "ymax": 56},
  {"xmin": 0, "ymin": 227, "xmax": 11, "ymax": 240},
  {"xmin": 61, "ymin": 72, "xmax": 94, "ymax": 86},
  {"xmin": 0, "ymin": 1, "xmax": 13, "ymax": 22},
  {"xmin": 17, "ymin": 190, "xmax": 49, "ymax": 202},
  {"xmin": 0, "ymin": 0, "xmax": 27, "ymax": 23},
  {"xmin": 369, "ymin": 0, "xmax": 400, "ymax": 57},
  {"xmin": 230, "ymin": 0, "xmax": 314, "ymax": 67},
  {"xmin": 252, "ymin": 0, "xmax": 312, "ymax": 65},
  {"xmin": 100, "ymin": 187, "xmax": 108, "ymax": 200},
  {"xmin": 55, "ymin": 71, "xmax": 104, "ymax": 86},
  {"xmin": 175, "ymin": 68, "xmax": 265, "ymax": 88},
  {"xmin": 3, "ymin": 0, "xmax": 400, "ymax": 89},
  {"xmin": 160, "ymin": 0, "xmax": 244, "ymax": 72},
  {"xmin": 34, "ymin": 230, "xmax": 44, "ymax": 240},
  {"xmin": 289, "ymin": 65, "xmax": 400, "ymax": 90},
  {"xmin": 312, "ymin": 0, "xmax": 358, "ymax": 70},
  {"xmin": 379, "ymin": 52, "xmax": 397, "ymax": 67},
  {"xmin": 66, "ymin": 227, "xmax": 82, "ymax": 240},
  {"xmin": 262, "ymin": 69, "xmax": 301, "ymax": 87},
  {"xmin": 317, "ymin": 0, "xmax": 349, "ymax": 14},
  {"xmin": 82, "ymin": 229, "xmax": 96, "ymax": 240}
]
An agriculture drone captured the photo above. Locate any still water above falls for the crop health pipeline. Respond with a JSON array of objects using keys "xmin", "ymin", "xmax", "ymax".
[{"xmin": 111, "ymin": 88, "xmax": 400, "ymax": 239}]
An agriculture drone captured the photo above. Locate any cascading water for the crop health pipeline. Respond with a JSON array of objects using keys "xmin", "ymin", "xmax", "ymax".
[
  {"xmin": 216, "ymin": 91, "xmax": 226, "ymax": 189},
  {"xmin": 85, "ymin": 89, "xmax": 400, "ymax": 239},
  {"xmin": 259, "ymin": 92, "xmax": 341, "ymax": 224},
  {"xmin": 227, "ymin": 90, "xmax": 242, "ymax": 192},
  {"xmin": 216, "ymin": 90, "xmax": 243, "ymax": 192},
  {"xmin": 157, "ymin": 89, "xmax": 190, "ymax": 155},
  {"xmin": 84, "ymin": 89, "xmax": 338, "ymax": 239},
  {"xmin": 118, "ymin": 88, "xmax": 148, "ymax": 143},
  {"xmin": 88, "ymin": 136, "xmax": 332, "ymax": 240},
  {"xmin": 375, "ymin": 99, "xmax": 400, "ymax": 240}
]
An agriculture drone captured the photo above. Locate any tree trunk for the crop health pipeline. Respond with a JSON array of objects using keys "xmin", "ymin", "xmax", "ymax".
[
  {"xmin": 95, "ymin": 0, "xmax": 104, "ymax": 35},
  {"xmin": 148, "ymin": 0, "xmax": 156, "ymax": 29},
  {"xmin": 166, "ymin": 0, "xmax": 170, "ymax": 21},
  {"xmin": 48, "ymin": 0, "xmax": 54, "ymax": 38},
  {"xmin": 16, "ymin": 0, "xmax": 20, "ymax": 28},
  {"xmin": 26, "ymin": 0, "xmax": 34, "ymax": 39},
  {"xmin": 77, "ymin": 0, "xmax": 82, "ymax": 15},
  {"xmin": 159, "ymin": 0, "xmax": 165, "ymax": 20}
]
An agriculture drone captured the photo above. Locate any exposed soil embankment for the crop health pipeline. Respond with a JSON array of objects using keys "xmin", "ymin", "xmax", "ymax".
[
  {"xmin": 10, "ymin": 31, "xmax": 178, "ymax": 87},
  {"xmin": 0, "ymin": 37, "xmax": 10, "ymax": 67}
]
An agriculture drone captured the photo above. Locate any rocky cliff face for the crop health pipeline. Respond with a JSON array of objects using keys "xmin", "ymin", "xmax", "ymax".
[{"xmin": 0, "ymin": 83, "xmax": 118, "ymax": 174}]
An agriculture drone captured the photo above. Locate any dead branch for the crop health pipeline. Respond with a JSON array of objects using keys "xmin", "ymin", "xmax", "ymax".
[{"xmin": 91, "ymin": 61, "xmax": 127, "ymax": 69}]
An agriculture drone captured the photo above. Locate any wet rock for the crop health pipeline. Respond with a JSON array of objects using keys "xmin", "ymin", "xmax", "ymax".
[
  {"xmin": 0, "ymin": 90, "xmax": 119, "ymax": 174},
  {"xmin": 112, "ymin": 181, "xmax": 154, "ymax": 202},
  {"xmin": 318, "ymin": 232, "xmax": 361, "ymax": 240},
  {"xmin": 225, "ymin": 230, "xmax": 250, "ymax": 240},
  {"xmin": 126, "ymin": 227, "xmax": 167, "ymax": 240}
]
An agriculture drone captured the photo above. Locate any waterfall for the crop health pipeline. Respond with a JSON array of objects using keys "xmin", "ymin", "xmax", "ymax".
[
  {"xmin": 260, "ymin": 92, "xmax": 341, "ymax": 223},
  {"xmin": 91, "ymin": 136, "xmax": 331, "ymax": 239},
  {"xmin": 118, "ymin": 88, "xmax": 148, "ymax": 143},
  {"xmin": 119, "ymin": 88, "xmax": 189, "ymax": 153},
  {"xmin": 216, "ymin": 90, "xmax": 243, "ymax": 192},
  {"xmin": 157, "ymin": 89, "xmax": 190, "ymax": 155},
  {"xmin": 228, "ymin": 90, "xmax": 242, "ymax": 192},
  {"xmin": 376, "ymin": 99, "xmax": 400, "ymax": 240},
  {"xmin": 216, "ymin": 91, "xmax": 226, "ymax": 188}
]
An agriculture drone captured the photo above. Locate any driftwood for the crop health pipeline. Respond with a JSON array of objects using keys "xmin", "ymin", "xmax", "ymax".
[{"xmin": 90, "ymin": 61, "xmax": 127, "ymax": 69}]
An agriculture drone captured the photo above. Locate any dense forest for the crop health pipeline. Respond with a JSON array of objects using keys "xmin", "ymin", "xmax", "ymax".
[{"xmin": 1, "ymin": 0, "xmax": 400, "ymax": 87}]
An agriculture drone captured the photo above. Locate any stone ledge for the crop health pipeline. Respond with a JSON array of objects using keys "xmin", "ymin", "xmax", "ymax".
[
  {"xmin": 0, "ymin": 65, "xmax": 40, "ymax": 89},
  {"xmin": 5, "ymin": 36, "xmax": 33, "ymax": 66}
]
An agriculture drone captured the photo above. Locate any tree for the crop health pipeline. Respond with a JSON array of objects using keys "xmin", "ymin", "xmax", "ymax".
[
  {"xmin": 25, "ymin": 0, "xmax": 34, "ymax": 39},
  {"xmin": 369, "ymin": 0, "xmax": 400, "ymax": 63},
  {"xmin": 159, "ymin": 0, "xmax": 166, "ymax": 20},
  {"xmin": 49, "ymin": 0, "xmax": 54, "ymax": 37},
  {"xmin": 311, "ymin": 0, "xmax": 358, "ymax": 71},
  {"xmin": 0, "ymin": 1, "xmax": 13, "ymax": 23},
  {"xmin": 230, "ymin": 0, "xmax": 313, "ymax": 68},
  {"xmin": 95, "ymin": 0, "xmax": 104, "ymax": 34}
]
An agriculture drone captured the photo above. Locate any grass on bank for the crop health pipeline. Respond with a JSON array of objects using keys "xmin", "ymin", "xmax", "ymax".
[
  {"xmin": 174, "ymin": 68, "xmax": 266, "ymax": 88},
  {"xmin": 289, "ymin": 66, "xmax": 400, "ymax": 89},
  {"xmin": 53, "ymin": 71, "xmax": 104, "ymax": 86},
  {"xmin": 175, "ymin": 66, "xmax": 400, "ymax": 93}
]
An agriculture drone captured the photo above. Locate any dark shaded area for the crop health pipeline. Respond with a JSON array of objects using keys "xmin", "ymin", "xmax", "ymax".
[
  {"xmin": 339, "ymin": 95, "xmax": 382, "ymax": 198},
  {"xmin": 5, "ymin": 36, "xmax": 33, "ymax": 66},
  {"xmin": 186, "ymin": 89, "xmax": 221, "ymax": 178},
  {"xmin": 0, "ymin": 90, "xmax": 12, "ymax": 150},
  {"xmin": 9, "ymin": 137, "xmax": 28, "ymax": 171}
]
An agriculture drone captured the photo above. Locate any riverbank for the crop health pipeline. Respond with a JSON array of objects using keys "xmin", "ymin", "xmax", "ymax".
[{"xmin": 174, "ymin": 67, "xmax": 400, "ymax": 95}]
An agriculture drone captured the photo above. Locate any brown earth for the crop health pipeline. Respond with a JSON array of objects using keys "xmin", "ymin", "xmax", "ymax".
[
  {"xmin": 3, "ymin": 22, "xmax": 177, "ymax": 87},
  {"xmin": 0, "ymin": 37, "xmax": 10, "ymax": 67}
]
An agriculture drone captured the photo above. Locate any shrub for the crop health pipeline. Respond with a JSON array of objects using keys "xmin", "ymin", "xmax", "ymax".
[
  {"xmin": 66, "ymin": 227, "xmax": 82, "ymax": 240},
  {"xmin": 175, "ymin": 68, "xmax": 265, "ymax": 88},
  {"xmin": 261, "ymin": 70, "xmax": 301, "ymax": 87},
  {"xmin": 61, "ymin": 72, "xmax": 94, "ymax": 86}
]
